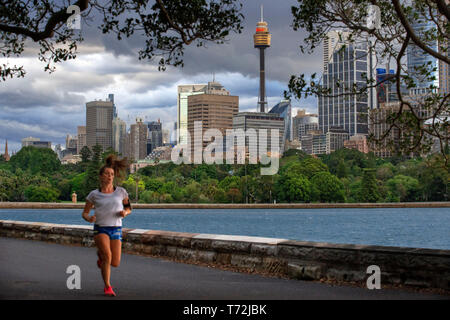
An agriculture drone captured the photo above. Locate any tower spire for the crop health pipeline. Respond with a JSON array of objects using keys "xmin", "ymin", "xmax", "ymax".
[
  {"xmin": 254, "ymin": 5, "xmax": 271, "ymax": 112},
  {"xmin": 4, "ymin": 139, "xmax": 10, "ymax": 161}
]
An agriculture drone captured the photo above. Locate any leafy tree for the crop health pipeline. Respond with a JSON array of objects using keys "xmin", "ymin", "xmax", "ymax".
[
  {"xmin": 0, "ymin": 0, "xmax": 244, "ymax": 80},
  {"xmin": 417, "ymin": 156, "xmax": 450, "ymax": 201},
  {"xmin": 24, "ymin": 185, "xmax": 60, "ymax": 202},
  {"xmin": 336, "ymin": 159, "xmax": 348, "ymax": 179},
  {"xmin": 70, "ymin": 172, "xmax": 88, "ymax": 200},
  {"xmin": 218, "ymin": 175, "xmax": 241, "ymax": 192},
  {"xmin": 359, "ymin": 169, "xmax": 382, "ymax": 203},
  {"xmin": 122, "ymin": 175, "xmax": 145, "ymax": 201},
  {"xmin": 295, "ymin": 157, "xmax": 329, "ymax": 179},
  {"xmin": 84, "ymin": 144, "xmax": 103, "ymax": 192},
  {"xmin": 9, "ymin": 146, "xmax": 60, "ymax": 175},
  {"xmin": 80, "ymin": 146, "xmax": 92, "ymax": 163},
  {"xmin": 145, "ymin": 178, "xmax": 164, "ymax": 193},
  {"xmin": 310, "ymin": 172, "xmax": 346, "ymax": 203},
  {"xmin": 386, "ymin": 175, "xmax": 420, "ymax": 202},
  {"xmin": 226, "ymin": 188, "xmax": 241, "ymax": 203},
  {"xmin": 376, "ymin": 163, "xmax": 395, "ymax": 181},
  {"xmin": 283, "ymin": 175, "xmax": 312, "ymax": 203},
  {"xmin": 183, "ymin": 181, "xmax": 202, "ymax": 203}
]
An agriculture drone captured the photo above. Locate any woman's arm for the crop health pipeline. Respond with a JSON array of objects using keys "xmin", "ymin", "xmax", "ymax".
[
  {"xmin": 119, "ymin": 197, "xmax": 131, "ymax": 218},
  {"xmin": 82, "ymin": 201, "xmax": 96, "ymax": 223}
]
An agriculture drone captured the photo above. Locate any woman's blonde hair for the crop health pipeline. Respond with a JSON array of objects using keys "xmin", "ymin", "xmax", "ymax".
[{"xmin": 99, "ymin": 154, "xmax": 128, "ymax": 183}]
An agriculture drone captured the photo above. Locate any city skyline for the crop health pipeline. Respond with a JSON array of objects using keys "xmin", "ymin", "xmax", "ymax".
[{"xmin": 0, "ymin": 0, "xmax": 318, "ymax": 153}]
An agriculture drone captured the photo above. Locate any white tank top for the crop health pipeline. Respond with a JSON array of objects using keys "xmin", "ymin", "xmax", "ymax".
[{"xmin": 86, "ymin": 186, "xmax": 129, "ymax": 227}]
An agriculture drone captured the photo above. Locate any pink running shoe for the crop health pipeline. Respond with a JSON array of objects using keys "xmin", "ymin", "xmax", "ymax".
[{"xmin": 104, "ymin": 286, "xmax": 116, "ymax": 297}]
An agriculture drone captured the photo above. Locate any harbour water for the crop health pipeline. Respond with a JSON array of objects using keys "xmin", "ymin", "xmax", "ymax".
[{"xmin": 0, "ymin": 207, "xmax": 449, "ymax": 250}]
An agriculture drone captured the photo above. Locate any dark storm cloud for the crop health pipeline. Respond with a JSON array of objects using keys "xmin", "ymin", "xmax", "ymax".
[{"xmin": 76, "ymin": 0, "xmax": 322, "ymax": 83}]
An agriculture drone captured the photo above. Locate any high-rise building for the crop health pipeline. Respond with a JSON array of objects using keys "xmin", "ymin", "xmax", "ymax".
[
  {"xmin": 323, "ymin": 30, "xmax": 350, "ymax": 73},
  {"xmin": 269, "ymin": 100, "xmax": 292, "ymax": 148},
  {"xmin": 66, "ymin": 134, "xmax": 78, "ymax": 150},
  {"xmin": 326, "ymin": 126, "xmax": 349, "ymax": 154},
  {"xmin": 407, "ymin": 5, "xmax": 450, "ymax": 96},
  {"xmin": 130, "ymin": 118, "xmax": 148, "ymax": 161},
  {"xmin": 253, "ymin": 5, "xmax": 271, "ymax": 112},
  {"xmin": 188, "ymin": 82, "xmax": 239, "ymax": 157},
  {"xmin": 292, "ymin": 109, "xmax": 319, "ymax": 141},
  {"xmin": 407, "ymin": 18, "xmax": 439, "ymax": 95},
  {"xmin": 232, "ymin": 112, "xmax": 285, "ymax": 159},
  {"xmin": 86, "ymin": 99, "xmax": 114, "ymax": 152},
  {"xmin": 438, "ymin": 38, "xmax": 450, "ymax": 94},
  {"xmin": 147, "ymin": 119, "xmax": 163, "ymax": 154},
  {"xmin": 108, "ymin": 94, "xmax": 118, "ymax": 119},
  {"xmin": 369, "ymin": 101, "xmax": 402, "ymax": 158},
  {"xmin": 77, "ymin": 126, "xmax": 87, "ymax": 154},
  {"xmin": 112, "ymin": 117, "xmax": 127, "ymax": 156},
  {"xmin": 300, "ymin": 130, "xmax": 326, "ymax": 155},
  {"xmin": 21, "ymin": 137, "xmax": 51, "ymax": 149},
  {"xmin": 318, "ymin": 30, "xmax": 376, "ymax": 137},
  {"xmin": 177, "ymin": 84, "xmax": 208, "ymax": 145}
]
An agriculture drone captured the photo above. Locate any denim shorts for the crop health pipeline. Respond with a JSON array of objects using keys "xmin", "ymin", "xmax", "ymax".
[{"xmin": 93, "ymin": 225, "xmax": 122, "ymax": 241}]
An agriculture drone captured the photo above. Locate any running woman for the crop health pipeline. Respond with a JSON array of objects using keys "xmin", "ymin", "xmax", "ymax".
[{"xmin": 82, "ymin": 154, "xmax": 132, "ymax": 297}]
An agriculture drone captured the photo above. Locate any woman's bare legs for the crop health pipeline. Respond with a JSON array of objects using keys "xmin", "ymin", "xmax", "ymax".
[
  {"xmin": 95, "ymin": 235, "xmax": 122, "ymax": 288},
  {"xmin": 94, "ymin": 234, "xmax": 112, "ymax": 288}
]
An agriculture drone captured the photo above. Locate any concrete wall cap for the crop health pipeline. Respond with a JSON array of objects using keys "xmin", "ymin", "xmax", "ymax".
[
  {"xmin": 194, "ymin": 233, "xmax": 288, "ymax": 244},
  {"xmin": 126, "ymin": 229, "xmax": 149, "ymax": 234}
]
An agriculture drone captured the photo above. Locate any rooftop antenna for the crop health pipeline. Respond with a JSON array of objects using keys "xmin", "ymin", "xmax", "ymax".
[{"xmin": 260, "ymin": 4, "xmax": 263, "ymax": 22}]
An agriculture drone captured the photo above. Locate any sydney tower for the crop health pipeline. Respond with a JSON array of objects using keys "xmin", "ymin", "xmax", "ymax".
[{"xmin": 253, "ymin": 6, "xmax": 271, "ymax": 112}]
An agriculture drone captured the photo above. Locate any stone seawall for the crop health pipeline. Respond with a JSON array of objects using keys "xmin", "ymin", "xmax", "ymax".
[
  {"xmin": 1, "ymin": 220, "xmax": 449, "ymax": 291},
  {"xmin": 0, "ymin": 202, "xmax": 450, "ymax": 209}
]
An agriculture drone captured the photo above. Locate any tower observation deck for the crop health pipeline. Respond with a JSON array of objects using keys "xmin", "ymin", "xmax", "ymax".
[{"xmin": 253, "ymin": 6, "xmax": 271, "ymax": 112}]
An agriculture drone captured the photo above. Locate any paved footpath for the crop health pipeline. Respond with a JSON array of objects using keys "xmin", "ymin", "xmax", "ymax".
[{"xmin": 0, "ymin": 237, "xmax": 448, "ymax": 300}]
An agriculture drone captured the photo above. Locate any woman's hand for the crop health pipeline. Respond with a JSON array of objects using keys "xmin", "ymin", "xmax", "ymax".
[
  {"xmin": 84, "ymin": 215, "xmax": 96, "ymax": 223},
  {"xmin": 119, "ymin": 210, "xmax": 128, "ymax": 218}
]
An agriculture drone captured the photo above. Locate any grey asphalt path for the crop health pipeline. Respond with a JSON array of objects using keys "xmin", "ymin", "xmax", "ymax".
[{"xmin": 0, "ymin": 237, "xmax": 448, "ymax": 300}]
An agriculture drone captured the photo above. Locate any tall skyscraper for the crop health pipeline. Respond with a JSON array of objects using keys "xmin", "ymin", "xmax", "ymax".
[
  {"xmin": 130, "ymin": 118, "xmax": 147, "ymax": 161},
  {"xmin": 112, "ymin": 117, "xmax": 127, "ymax": 156},
  {"xmin": 77, "ymin": 126, "xmax": 87, "ymax": 154},
  {"xmin": 108, "ymin": 94, "xmax": 118, "ymax": 119},
  {"xmin": 147, "ymin": 119, "xmax": 163, "ymax": 154},
  {"xmin": 187, "ymin": 81, "xmax": 239, "ymax": 157},
  {"xmin": 407, "ymin": 21, "xmax": 439, "ymax": 94},
  {"xmin": 177, "ymin": 84, "xmax": 208, "ymax": 145},
  {"xmin": 86, "ymin": 99, "xmax": 114, "ymax": 151},
  {"xmin": 318, "ymin": 30, "xmax": 376, "ymax": 136},
  {"xmin": 407, "ymin": 6, "xmax": 450, "ymax": 95},
  {"xmin": 269, "ymin": 100, "xmax": 292, "ymax": 147},
  {"xmin": 254, "ymin": 5, "xmax": 271, "ymax": 112}
]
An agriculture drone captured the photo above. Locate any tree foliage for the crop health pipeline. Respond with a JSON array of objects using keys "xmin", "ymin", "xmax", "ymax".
[{"xmin": 0, "ymin": 0, "xmax": 244, "ymax": 79}]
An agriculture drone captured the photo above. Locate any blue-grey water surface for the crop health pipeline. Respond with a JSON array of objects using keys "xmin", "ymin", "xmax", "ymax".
[{"xmin": 0, "ymin": 208, "xmax": 449, "ymax": 250}]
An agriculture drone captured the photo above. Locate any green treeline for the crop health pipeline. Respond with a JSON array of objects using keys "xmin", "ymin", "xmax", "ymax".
[{"xmin": 0, "ymin": 146, "xmax": 449, "ymax": 203}]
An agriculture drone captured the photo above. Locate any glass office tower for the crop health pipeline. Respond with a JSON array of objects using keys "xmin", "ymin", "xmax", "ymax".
[{"xmin": 318, "ymin": 31, "xmax": 376, "ymax": 136}]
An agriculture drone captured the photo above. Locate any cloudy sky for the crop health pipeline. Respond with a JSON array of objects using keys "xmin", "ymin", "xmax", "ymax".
[{"xmin": 0, "ymin": 0, "xmax": 323, "ymax": 153}]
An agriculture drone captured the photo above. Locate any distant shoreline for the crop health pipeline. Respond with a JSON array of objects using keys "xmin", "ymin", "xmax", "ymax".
[{"xmin": 1, "ymin": 202, "xmax": 450, "ymax": 209}]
